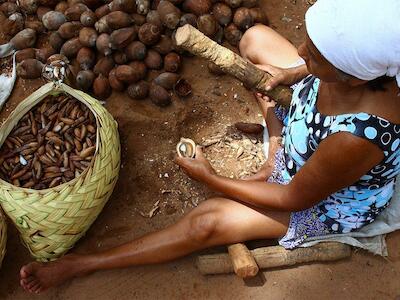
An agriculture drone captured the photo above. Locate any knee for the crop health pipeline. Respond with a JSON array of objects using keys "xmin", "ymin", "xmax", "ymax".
[
  {"xmin": 186, "ymin": 211, "xmax": 218, "ymax": 245},
  {"xmin": 239, "ymin": 24, "xmax": 270, "ymax": 58}
]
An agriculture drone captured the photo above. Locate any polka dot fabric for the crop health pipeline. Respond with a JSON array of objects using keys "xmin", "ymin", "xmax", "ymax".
[{"xmin": 282, "ymin": 76, "xmax": 400, "ymax": 234}]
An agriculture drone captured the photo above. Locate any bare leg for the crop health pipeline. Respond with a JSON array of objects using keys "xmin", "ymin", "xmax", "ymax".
[
  {"xmin": 239, "ymin": 25, "xmax": 301, "ymax": 134},
  {"xmin": 239, "ymin": 25, "xmax": 302, "ymax": 69},
  {"xmin": 239, "ymin": 24, "xmax": 302, "ymax": 133},
  {"xmin": 19, "ymin": 25, "xmax": 298, "ymax": 294},
  {"xmin": 239, "ymin": 25, "xmax": 300, "ymax": 181},
  {"xmin": 20, "ymin": 197, "xmax": 289, "ymax": 294}
]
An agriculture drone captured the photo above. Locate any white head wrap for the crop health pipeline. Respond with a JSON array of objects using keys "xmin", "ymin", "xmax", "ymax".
[{"xmin": 305, "ymin": 0, "xmax": 400, "ymax": 87}]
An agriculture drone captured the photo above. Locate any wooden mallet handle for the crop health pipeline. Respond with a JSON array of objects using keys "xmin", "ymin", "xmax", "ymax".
[
  {"xmin": 227, "ymin": 243, "xmax": 259, "ymax": 278},
  {"xmin": 174, "ymin": 24, "xmax": 292, "ymax": 107}
]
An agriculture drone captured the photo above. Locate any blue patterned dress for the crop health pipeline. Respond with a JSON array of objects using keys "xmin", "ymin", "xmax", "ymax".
[{"xmin": 273, "ymin": 76, "xmax": 400, "ymax": 249}]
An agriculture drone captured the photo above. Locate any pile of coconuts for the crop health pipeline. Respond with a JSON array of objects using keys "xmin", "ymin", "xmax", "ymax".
[{"xmin": 1, "ymin": 0, "xmax": 268, "ymax": 107}]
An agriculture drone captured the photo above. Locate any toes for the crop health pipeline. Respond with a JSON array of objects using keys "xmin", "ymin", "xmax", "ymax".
[
  {"xmin": 21, "ymin": 277, "xmax": 35, "ymax": 286},
  {"xmin": 20, "ymin": 267, "xmax": 28, "ymax": 279},
  {"xmin": 27, "ymin": 279, "xmax": 40, "ymax": 290},
  {"xmin": 20, "ymin": 263, "xmax": 34, "ymax": 279},
  {"xmin": 29, "ymin": 282, "xmax": 41, "ymax": 294},
  {"xmin": 20, "ymin": 277, "xmax": 37, "ymax": 292},
  {"xmin": 20, "ymin": 279, "xmax": 30, "ymax": 292},
  {"xmin": 33, "ymin": 283, "xmax": 43, "ymax": 294},
  {"xmin": 35, "ymin": 286, "xmax": 45, "ymax": 294},
  {"xmin": 21, "ymin": 278, "xmax": 45, "ymax": 294}
]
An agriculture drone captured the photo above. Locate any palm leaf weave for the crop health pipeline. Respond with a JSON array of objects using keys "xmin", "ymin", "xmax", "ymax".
[
  {"xmin": 0, "ymin": 209, "xmax": 6, "ymax": 267},
  {"xmin": 0, "ymin": 83, "xmax": 120, "ymax": 261}
]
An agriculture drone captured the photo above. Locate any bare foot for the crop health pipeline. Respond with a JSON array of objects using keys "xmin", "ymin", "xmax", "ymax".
[{"xmin": 20, "ymin": 254, "xmax": 89, "ymax": 294}]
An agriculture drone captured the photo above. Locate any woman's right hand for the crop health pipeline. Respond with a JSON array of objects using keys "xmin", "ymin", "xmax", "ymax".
[
  {"xmin": 256, "ymin": 64, "xmax": 300, "ymax": 92},
  {"xmin": 254, "ymin": 64, "xmax": 293, "ymax": 103},
  {"xmin": 174, "ymin": 146, "xmax": 216, "ymax": 183}
]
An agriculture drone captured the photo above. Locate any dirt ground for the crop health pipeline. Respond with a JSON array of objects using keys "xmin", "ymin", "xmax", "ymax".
[{"xmin": 1, "ymin": 0, "xmax": 400, "ymax": 299}]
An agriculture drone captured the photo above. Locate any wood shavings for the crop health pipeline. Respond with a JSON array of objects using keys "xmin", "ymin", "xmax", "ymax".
[
  {"xmin": 201, "ymin": 124, "xmax": 267, "ymax": 180},
  {"xmin": 201, "ymin": 134, "xmax": 224, "ymax": 147},
  {"xmin": 236, "ymin": 146, "xmax": 244, "ymax": 159},
  {"xmin": 240, "ymin": 155, "xmax": 254, "ymax": 161},
  {"xmin": 139, "ymin": 200, "xmax": 160, "ymax": 218},
  {"xmin": 238, "ymin": 170, "xmax": 250, "ymax": 178},
  {"xmin": 257, "ymin": 151, "xmax": 265, "ymax": 162},
  {"xmin": 148, "ymin": 205, "xmax": 160, "ymax": 218}
]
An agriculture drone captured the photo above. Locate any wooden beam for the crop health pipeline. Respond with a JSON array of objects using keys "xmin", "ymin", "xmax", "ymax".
[{"xmin": 197, "ymin": 242, "xmax": 351, "ymax": 275}]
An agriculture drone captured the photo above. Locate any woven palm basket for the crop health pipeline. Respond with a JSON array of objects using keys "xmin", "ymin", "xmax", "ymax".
[
  {"xmin": 0, "ymin": 210, "xmax": 6, "ymax": 267},
  {"xmin": 0, "ymin": 82, "xmax": 120, "ymax": 261}
]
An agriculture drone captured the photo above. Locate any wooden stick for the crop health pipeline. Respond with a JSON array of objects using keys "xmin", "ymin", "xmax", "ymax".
[
  {"xmin": 227, "ymin": 243, "xmax": 259, "ymax": 278},
  {"xmin": 175, "ymin": 24, "xmax": 292, "ymax": 107},
  {"xmin": 197, "ymin": 242, "xmax": 351, "ymax": 275}
]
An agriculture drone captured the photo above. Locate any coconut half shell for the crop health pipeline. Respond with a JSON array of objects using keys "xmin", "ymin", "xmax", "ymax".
[
  {"xmin": 176, "ymin": 138, "xmax": 196, "ymax": 158},
  {"xmin": 174, "ymin": 78, "xmax": 192, "ymax": 97}
]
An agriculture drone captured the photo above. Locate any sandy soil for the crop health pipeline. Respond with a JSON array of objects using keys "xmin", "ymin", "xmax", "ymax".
[{"xmin": 1, "ymin": 1, "xmax": 400, "ymax": 299}]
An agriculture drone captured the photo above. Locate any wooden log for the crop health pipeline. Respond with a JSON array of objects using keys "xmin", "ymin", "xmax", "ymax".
[
  {"xmin": 197, "ymin": 242, "xmax": 351, "ymax": 275},
  {"xmin": 227, "ymin": 243, "xmax": 259, "ymax": 278},
  {"xmin": 174, "ymin": 24, "xmax": 292, "ymax": 107}
]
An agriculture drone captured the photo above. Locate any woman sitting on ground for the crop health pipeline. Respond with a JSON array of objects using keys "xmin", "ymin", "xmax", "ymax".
[{"xmin": 20, "ymin": 0, "xmax": 400, "ymax": 293}]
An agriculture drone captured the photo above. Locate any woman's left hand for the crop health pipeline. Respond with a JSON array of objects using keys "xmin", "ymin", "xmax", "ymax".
[{"xmin": 174, "ymin": 146, "xmax": 216, "ymax": 182}]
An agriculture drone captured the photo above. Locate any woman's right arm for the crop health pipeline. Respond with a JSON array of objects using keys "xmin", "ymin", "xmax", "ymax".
[
  {"xmin": 176, "ymin": 132, "xmax": 383, "ymax": 212},
  {"xmin": 262, "ymin": 64, "xmax": 310, "ymax": 91},
  {"xmin": 257, "ymin": 62, "xmax": 309, "ymax": 138}
]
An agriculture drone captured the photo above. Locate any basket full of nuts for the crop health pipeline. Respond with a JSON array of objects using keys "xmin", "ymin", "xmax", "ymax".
[
  {"xmin": 0, "ymin": 210, "xmax": 6, "ymax": 268},
  {"xmin": 0, "ymin": 82, "xmax": 120, "ymax": 261}
]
